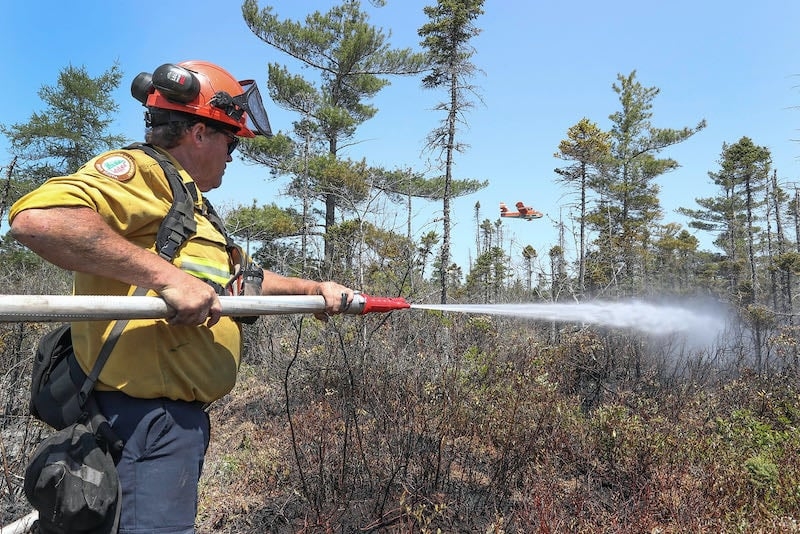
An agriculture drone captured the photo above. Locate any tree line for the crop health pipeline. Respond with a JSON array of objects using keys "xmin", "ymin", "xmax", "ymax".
[{"xmin": 2, "ymin": 1, "xmax": 799, "ymax": 373}]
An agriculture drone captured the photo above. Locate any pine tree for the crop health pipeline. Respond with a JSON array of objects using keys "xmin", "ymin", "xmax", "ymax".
[
  {"xmin": 419, "ymin": 0, "xmax": 485, "ymax": 304},
  {"xmin": 680, "ymin": 137, "xmax": 771, "ymax": 300},
  {"xmin": 1, "ymin": 62, "xmax": 127, "ymax": 198},
  {"xmin": 587, "ymin": 71, "xmax": 706, "ymax": 295},
  {"xmin": 554, "ymin": 118, "xmax": 611, "ymax": 297},
  {"xmin": 241, "ymin": 0, "xmax": 427, "ymax": 266}
]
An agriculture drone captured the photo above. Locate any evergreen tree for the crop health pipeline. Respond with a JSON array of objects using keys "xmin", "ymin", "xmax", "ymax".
[
  {"xmin": 763, "ymin": 170, "xmax": 789, "ymax": 312},
  {"xmin": 723, "ymin": 138, "xmax": 771, "ymax": 303},
  {"xmin": 0, "ymin": 62, "xmax": 126, "ymax": 294},
  {"xmin": 587, "ymin": 71, "xmax": 706, "ymax": 295},
  {"xmin": 225, "ymin": 201, "xmax": 303, "ymax": 258},
  {"xmin": 548, "ymin": 245, "xmax": 567, "ymax": 301},
  {"xmin": 554, "ymin": 118, "xmax": 612, "ymax": 297},
  {"xmin": 650, "ymin": 223, "xmax": 700, "ymax": 294},
  {"xmin": 1, "ymin": 62, "xmax": 127, "ymax": 199},
  {"xmin": 241, "ymin": 0, "xmax": 428, "ymax": 265},
  {"xmin": 521, "ymin": 244, "xmax": 537, "ymax": 292},
  {"xmin": 679, "ymin": 137, "xmax": 771, "ymax": 300},
  {"xmin": 418, "ymin": 0, "xmax": 485, "ymax": 304},
  {"xmin": 464, "ymin": 246, "xmax": 505, "ymax": 303},
  {"xmin": 417, "ymin": 229, "xmax": 439, "ymax": 283}
]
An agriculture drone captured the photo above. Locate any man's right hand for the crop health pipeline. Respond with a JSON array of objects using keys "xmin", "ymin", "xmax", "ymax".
[{"xmin": 158, "ymin": 273, "xmax": 222, "ymax": 327}]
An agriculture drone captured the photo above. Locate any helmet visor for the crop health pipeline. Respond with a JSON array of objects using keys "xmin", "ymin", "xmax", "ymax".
[{"xmin": 234, "ymin": 81, "xmax": 272, "ymax": 137}]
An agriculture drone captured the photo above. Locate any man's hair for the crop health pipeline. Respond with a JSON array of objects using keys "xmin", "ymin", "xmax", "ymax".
[{"xmin": 145, "ymin": 120, "xmax": 197, "ymax": 149}]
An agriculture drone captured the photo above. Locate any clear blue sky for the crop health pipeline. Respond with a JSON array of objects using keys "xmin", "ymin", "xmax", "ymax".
[{"xmin": 2, "ymin": 1, "xmax": 799, "ymax": 278}]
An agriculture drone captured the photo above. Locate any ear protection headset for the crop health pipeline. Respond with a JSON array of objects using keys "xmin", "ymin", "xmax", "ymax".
[{"xmin": 131, "ymin": 64, "xmax": 201, "ymax": 105}]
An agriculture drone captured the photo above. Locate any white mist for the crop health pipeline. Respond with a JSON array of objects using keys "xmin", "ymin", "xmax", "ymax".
[{"xmin": 412, "ymin": 300, "xmax": 729, "ymax": 346}]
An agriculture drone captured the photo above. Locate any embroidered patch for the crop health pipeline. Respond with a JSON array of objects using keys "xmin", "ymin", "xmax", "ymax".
[{"xmin": 94, "ymin": 153, "xmax": 136, "ymax": 182}]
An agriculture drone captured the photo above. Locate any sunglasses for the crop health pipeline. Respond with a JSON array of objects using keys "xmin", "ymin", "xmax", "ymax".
[{"xmin": 208, "ymin": 126, "xmax": 240, "ymax": 155}]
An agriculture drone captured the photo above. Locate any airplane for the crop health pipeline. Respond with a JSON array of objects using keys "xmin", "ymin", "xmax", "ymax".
[{"xmin": 499, "ymin": 201, "xmax": 543, "ymax": 221}]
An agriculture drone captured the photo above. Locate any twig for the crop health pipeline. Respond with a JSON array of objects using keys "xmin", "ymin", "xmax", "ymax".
[
  {"xmin": 284, "ymin": 317, "xmax": 310, "ymax": 507},
  {"xmin": 0, "ymin": 429, "xmax": 15, "ymax": 503},
  {"xmin": 0, "ymin": 156, "xmax": 18, "ymax": 223}
]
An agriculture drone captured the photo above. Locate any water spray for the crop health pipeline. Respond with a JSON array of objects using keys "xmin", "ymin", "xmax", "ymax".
[{"xmin": 412, "ymin": 300, "xmax": 729, "ymax": 342}]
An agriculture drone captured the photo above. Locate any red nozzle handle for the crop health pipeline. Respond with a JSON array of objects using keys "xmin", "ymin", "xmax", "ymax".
[{"xmin": 355, "ymin": 294, "xmax": 411, "ymax": 314}]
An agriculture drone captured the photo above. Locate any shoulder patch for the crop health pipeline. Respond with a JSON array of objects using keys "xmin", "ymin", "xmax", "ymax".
[{"xmin": 95, "ymin": 152, "xmax": 136, "ymax": 182}]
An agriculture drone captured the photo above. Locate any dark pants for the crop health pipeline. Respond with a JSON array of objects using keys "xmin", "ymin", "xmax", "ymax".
[{"xmin": 94, "ymin": 391, "xmax": 210, "ymax": 534}]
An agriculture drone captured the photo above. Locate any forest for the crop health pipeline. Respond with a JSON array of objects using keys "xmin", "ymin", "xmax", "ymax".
[{"xmin": 2, "ymin": 1, "xmax": 800, "ymax": 532}]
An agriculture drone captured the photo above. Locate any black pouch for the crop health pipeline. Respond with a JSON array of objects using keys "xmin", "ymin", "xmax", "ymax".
[
  {"xmin": 30, "ymin": 325, "xmax": 90, "ymax": 430},
  {"xmin": 25, "ymin": 419, "xmax": 121, "ymax": 533},
  {"xmin": 29, "ymin": 324, "xmax": 124, "ymax": 454}
]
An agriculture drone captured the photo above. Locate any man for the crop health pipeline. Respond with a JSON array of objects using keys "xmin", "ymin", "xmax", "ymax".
[{"xmin": 9, "ymin": 60, "xmax": 354, "ymax": 533}]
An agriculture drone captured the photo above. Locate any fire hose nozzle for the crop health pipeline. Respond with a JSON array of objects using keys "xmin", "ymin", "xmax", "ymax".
[{"xmin": 345, "ymin": 293, "xmax": 411, "ymax": 314}]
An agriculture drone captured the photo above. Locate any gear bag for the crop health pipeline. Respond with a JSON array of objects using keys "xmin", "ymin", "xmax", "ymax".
[
  {"xmin": 30, "ymin": 325, "xmax": 85, "ymax": 430},
  {"xmin": 29, "ymin": 322, "xmax": 125, "ymax": 452},
  {"xmin": 27, "ymin": 325, "xmax": 124, "ymax": 533},
  {"xmin": 25, "ymin": 413, "xmax": 122, "ymax": 533}
]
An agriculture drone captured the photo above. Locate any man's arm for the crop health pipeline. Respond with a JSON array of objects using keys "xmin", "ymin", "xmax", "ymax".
[
  {"xmin": 11, "ymin": 206, "xmax": 222, "ymax": 326},
  {"xmin": 261, "ymin": 270, "xmax": 353, "ymax": 319}
]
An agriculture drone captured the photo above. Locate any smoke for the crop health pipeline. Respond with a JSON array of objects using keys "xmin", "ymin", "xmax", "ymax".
[{"xmin": 411, "ymin": 298, "xmax": 731, "ymax": 347}]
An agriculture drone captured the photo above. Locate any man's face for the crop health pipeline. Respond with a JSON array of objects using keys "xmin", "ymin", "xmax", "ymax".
[{"xmin": 192, "ymin": 125, "xmax": 235, "ymax": 192}]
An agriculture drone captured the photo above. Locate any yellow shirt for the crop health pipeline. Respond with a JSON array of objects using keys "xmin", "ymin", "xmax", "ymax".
[{"xmin": 9, "ymin": 147, "xmax": 241, "ymax": 403}]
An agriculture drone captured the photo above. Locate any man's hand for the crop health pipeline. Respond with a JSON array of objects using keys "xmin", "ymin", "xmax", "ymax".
[
  {"xmin": 311, "ymin": 282, "xmax": 353, "ymax": 322},
  {"xmin": 158, "ymin": 273, "xmax": 222, "ymax": 327}
]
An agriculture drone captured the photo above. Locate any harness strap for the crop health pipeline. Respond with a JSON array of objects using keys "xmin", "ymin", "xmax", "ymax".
[
  {"xmin": 125, "ymin": 143, "xmax": 244, "ymax": 261},
  {"xmin": 123, "ymin": 144, "xmax": 263, "ymax": 318},
  {"xmin": 124, "ymin": 143, "xmax": 200, "ymax": 262}
]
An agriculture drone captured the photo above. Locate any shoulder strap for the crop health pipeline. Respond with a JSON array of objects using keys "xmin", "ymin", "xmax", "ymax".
[
  {"xmin": 77, "ymin": 286, "xmax": 148, "ymax": 407},
  {"xmin": 127, "ymin": 143, "xmax": 240, "ymax": 255},
  {"xmin": 124, "ymin": 142, "xmax": 198, "ymax": 262}
]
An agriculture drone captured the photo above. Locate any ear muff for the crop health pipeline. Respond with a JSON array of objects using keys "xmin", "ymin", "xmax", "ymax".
[
  {"xmin": 130, "ymin": 64, "xmax": 201, "ymax": 105},
  {"xmin": 131, "ymin": 72, "xmax": 153, "ymax": 104},
  {"xmin": 151, "ymin": 64, "xmax": 201, "ymax": 103}
]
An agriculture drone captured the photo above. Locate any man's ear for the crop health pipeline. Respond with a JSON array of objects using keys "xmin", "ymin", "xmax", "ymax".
[{"xmin": 190, "ymin": 122, "xmax": 207, "ymax": 147}]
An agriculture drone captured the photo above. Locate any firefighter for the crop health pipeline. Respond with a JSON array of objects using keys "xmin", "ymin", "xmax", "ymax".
[{"xmin": 10, "ymin": 60, "xmax": 354, "ymax": 533}]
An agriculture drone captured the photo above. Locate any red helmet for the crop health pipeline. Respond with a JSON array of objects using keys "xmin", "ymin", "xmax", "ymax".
[{"xmin": 131, "ymin": 60, "xmax": 272, "ymax": 138}]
